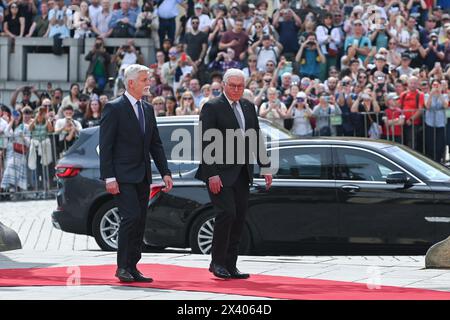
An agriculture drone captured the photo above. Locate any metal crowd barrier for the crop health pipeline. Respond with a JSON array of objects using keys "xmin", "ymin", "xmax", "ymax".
[
  {"xmin": 0, "ymin": 131, "xmax": 72, "ymax": 200},
  {"xmin": 293, "ymin": 109, "xmax": 450, "ymax": 165}
]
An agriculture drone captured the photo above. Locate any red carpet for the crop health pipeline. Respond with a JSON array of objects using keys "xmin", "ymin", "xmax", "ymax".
[{"xmin": 1, "ymin": 263, "xmax": 450, "ymax": 300}]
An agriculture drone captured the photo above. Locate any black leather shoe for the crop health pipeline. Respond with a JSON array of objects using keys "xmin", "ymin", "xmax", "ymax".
[
  {"xmin": 209, "ymin": 263, "xmax": 232, "ymax": 279},
  {"xmin": 129, "ymin": 268, "xmax": 153, "ymax": 283},
  {"xmin": 115, "ymin": 268, "xmax": 135, "ymax": 282},
  {"xmin": 228, "ymin": 267, "xmax": 250, "ymax": 279}
]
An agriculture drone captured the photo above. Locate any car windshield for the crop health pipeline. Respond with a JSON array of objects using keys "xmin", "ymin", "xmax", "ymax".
[
  {"xmin": 259, "ymin": 121, "xmax": 293, "ymax": 141},
  {"xmin": 384, "ymin": 145, "xmax": 450, "ymax": 181}
]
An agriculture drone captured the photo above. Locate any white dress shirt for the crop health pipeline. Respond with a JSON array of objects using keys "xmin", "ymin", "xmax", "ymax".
[{"xmin": 223, "ymin": 92, "xmax": 245, "ymax": 131}]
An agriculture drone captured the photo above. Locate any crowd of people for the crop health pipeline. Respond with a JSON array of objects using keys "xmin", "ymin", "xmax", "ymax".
[{"xmin": 2, "ymin": 0, "xmax": 450, "ymax": 196}]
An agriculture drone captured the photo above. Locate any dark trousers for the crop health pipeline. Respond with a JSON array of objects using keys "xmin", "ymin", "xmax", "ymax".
[
  {"xmin": 425, "ymin": 125, "xmax": 446, "ymax": 163},
  {"xmin": 114, "ymin": 178, "xmax": 150, "ymax": 270},
  {"xmin": 158, "ymin": 17, "xmax": 176, "ymax": 48},
  {"xmin": 208, "ymin": 166, "xmax": 250, "ymax": 268},
  {"xmin": 403, "ymin": 124, "xmax": 423, "ymax": 152}
]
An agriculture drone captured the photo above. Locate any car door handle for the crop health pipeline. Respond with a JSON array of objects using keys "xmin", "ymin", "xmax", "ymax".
[{"xmin": 341, "ymin": 185, "xmax": 360, "ymax": 193}]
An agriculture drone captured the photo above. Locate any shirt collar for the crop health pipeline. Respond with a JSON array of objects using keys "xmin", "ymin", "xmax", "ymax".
[
  {"xmin": 124, "ymin": 91, "xmax": 139, "ymax": 108},
  {"xmin": 223, "ymin": 92, "xmax": 239, "ymax": 108}
]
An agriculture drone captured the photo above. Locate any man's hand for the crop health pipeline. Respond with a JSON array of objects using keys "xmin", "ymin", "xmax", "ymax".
[
  {"xmin": 208, "ymin": 175, "xmax": 223, "ymax": 194},
  {"xmin": 106, "ymin": 181, "xmax": 120, "ymax": 195},
  {"xmin": 162, "ymin": 175, "xmax": 173, "ymax": 193},
  {"xmin": 263, "ymin": 174, "xmax": 272, "ymax": 190}
]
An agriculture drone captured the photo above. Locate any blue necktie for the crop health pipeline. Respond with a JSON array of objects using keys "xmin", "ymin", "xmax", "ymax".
[{"xmin": 136, "ymin": 100, "xmax": 145, "ymax": 135}]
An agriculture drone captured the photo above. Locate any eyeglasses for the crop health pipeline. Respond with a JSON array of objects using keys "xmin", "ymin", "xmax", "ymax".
[
  {"xmin": 183, "ymin": 97, "xmax": 193, "ymax": 100},
  {"xmin": 169, "ymin": 52, "xmax": 177, "ymax": 56},
  {"xmin": 192, "ymin": 22, "xmax": 199, "ymax": 25},
  {"xmin": 389, "ymin": 42, "xmax": 396, "ymax": 45},
  {"xmin": 227, "ymin": 84, "xmax": 245, "ymax": 90},
  {"xmin": 255, "ymin": 25, "xmax": 262, "ymax": 28},
  {"xmin": 248, "ymin": 59, "xmax": 256, "ymax": 62}
]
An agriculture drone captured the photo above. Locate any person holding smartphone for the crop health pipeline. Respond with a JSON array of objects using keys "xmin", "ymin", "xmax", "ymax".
[
  {"xmin": 1, "ymin": 110, "xmax": 30, "ymax": 194},
  {"xmin": 423, "ymin": 32, "xmax": 445, "ymax": 71},
  {"xmin": 286, "ymin": 91, "xmax": 313, "ymax": 137}
]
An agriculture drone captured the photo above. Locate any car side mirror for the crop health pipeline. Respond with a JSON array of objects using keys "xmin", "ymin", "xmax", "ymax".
[{"xmin": 386, "ymin": 171, "xmax": 410, "ymax": 185}]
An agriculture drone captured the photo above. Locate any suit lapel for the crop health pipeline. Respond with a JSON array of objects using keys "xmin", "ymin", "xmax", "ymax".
[
  {"xmin": 122, "ymin": 94, "xmax": 143, "ymax": 140},
  {"xmin": 220, "ymin": 94, "xmax": 240, "ymax": 130}
]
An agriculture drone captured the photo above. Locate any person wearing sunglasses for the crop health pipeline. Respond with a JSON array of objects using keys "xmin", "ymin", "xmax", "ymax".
[
  {"xmin": 286, "ymin": 91, "xmax": 313, "ymax": 137},
  {"xmin": 3, "ymin": 2, "xmax": 25, "ymax": 39},
  {"xmin": 176, "ymin": 91, "xmax": 198, "ymax": 115}
]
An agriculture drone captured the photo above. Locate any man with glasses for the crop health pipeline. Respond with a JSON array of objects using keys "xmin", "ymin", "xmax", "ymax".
[
  {"xmin": 183, "ymin": 16, "xmax": 208, "ymax": 69},
  {"xmin": 196, "ymin": 68, "xmax": 272, "ymax": 279}
]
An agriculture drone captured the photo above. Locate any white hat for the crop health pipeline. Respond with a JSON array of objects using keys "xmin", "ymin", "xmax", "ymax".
[{"xmin": 296, "ymin": 92, "xmax": 307, "ymax": 99}]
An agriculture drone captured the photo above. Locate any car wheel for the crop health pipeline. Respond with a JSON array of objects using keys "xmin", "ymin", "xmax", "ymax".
[
  {"xmin": 189, "ymin": 210, "xmax": 251, "ymax": 255},
  {"xmin": 92, "ymin": 202, "xmax": 120, "ymax": 251}
]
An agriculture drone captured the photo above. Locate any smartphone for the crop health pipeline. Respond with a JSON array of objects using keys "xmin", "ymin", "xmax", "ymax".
[
  {"xmin": 181, "ymin": 52, "xmax": 187, "ymax": 62},
  {"xmin": 12, "ymin": 110, "xmax": 20, "ymax": 119}
]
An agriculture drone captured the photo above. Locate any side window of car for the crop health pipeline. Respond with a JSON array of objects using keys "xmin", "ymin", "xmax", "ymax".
[
  {"xmin": 335, "ymin": 148, "xmax": 399, "ymax": 182},
  {"xmin": 274, "ymin": 147, "xmax": 332, "ymax": 180},
  {"xmin": 159, "ymin": 124, "xmax": 195, "ymax": 161}
]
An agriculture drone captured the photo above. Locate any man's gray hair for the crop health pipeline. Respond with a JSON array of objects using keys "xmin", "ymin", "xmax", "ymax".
[
  {"xmin": 123, "ymin": 64, "xmax": 150, "ymax": 90},
  {"xmin": 223, "ymin": 69, "xmax": 245, "ymax": 84}
]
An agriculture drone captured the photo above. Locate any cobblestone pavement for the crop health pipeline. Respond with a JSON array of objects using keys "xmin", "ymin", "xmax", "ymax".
[{"xmin": 0, "ymin": 200, "xmax": 100, "ymax": 252}]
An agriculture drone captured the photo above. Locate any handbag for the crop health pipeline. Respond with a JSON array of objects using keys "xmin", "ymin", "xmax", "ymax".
[{"xmin": 13, "ymin": 142, "xmax": 28, "ymax": 154}]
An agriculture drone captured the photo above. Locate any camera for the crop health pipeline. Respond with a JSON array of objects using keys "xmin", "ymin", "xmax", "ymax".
[{"xmin": 306, "ymin": 41, "xmax": 315, "ymax": 46}]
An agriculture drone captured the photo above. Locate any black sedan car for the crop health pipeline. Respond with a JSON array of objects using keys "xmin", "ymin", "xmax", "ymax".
[
  {"xmin": 52, "ymin": 116, "xmax": 293, "ymax": 251},
  {"xmin": 146, "ymin": 138, "xmax": 450, "ymax": 255},
  {"xmin": 54, "ymin": 129, "xmax": 450, "ymax": 254}
]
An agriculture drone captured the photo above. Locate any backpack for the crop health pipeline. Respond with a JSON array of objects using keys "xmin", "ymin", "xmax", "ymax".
[{"xmin": 256, "ymin": 46, "xmax": 278, "ymax": 63}]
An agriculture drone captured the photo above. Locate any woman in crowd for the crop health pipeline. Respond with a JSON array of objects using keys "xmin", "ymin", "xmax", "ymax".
[
  {"xmin": 61, "ymin": 83, "xmax": 80, "ymax": 115},
  {"xmin": 425, "ymin": 80, "xmax": 448, "ymax": 162},
  {"xmin": 3, "ymin": 1, "xmax": 25, "ymax": 39},
  {"xmin": 176, "ymin": 91, "xmax": 198, "ymax": 115},
  {"xmin": 82, "ymin": 98, "xmax": 102, "ymax": 128},
  {"xmin": 28, "ymin": 105, "xmax": 54, "ymax": 190},
  {"xmin": 73, "ymin": 1, "xmax": 92, "ymax": 39},
  {"xmin": 165, "ymin": 96, "xmax": 177, "ymax": 116},
  {"xmin": 286, "ymin": 91, "xmax": 313, "ymax": 137},
  {"xmin": 1, "ymin": 110, "xmax": 30, "ymax": 193},
  {"xmin": 152, "ymin": 96, "xmax": 166, "ymax": 117}
]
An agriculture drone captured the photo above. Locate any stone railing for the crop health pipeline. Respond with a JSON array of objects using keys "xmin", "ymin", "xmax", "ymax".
[{"xmin": 0, "ymin": 37, "xmax": 156, "ymax": 82}]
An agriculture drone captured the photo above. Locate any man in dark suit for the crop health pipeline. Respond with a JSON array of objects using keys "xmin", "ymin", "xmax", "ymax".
[
  {"xmin": 196, "ymin": 68, "xmax": 272, "ymax": 279},
  {"xmin": 100, "ymin": 64, "xmax": 173, "ymax": 283}
]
